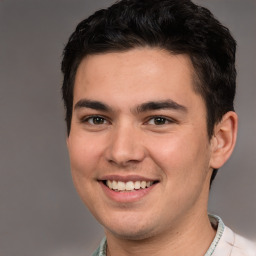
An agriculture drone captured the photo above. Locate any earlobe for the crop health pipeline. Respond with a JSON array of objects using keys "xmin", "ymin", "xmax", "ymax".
[{"xmin": 210, "ymin": 111, "xmax": 238, "ymax": 169}]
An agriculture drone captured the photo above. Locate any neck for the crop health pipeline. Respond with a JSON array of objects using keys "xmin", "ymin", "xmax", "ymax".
[
  {"xmin": 106, "ymin": 212, "xmax": 216, "ymax": 256},
  {"xmin": 106, "ymin": 171, "xmax": 216, "ymax": 256}
]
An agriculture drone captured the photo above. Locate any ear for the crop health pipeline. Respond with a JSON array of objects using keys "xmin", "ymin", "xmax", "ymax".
[{"xmin": 210, "ymin": 111, "xmax": 238, "ymax": 169}]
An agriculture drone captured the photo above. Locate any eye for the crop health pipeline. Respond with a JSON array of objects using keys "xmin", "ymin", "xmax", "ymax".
[
  {"xmin": 147, "ymin": 116, "xmax": 174, "ymax": 125},
  {"xmin": 83, "ymin": 115, "xmax": 108, "ymax": 125}
]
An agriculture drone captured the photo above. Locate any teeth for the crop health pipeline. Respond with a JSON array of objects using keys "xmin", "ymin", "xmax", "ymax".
[
  {"xmin": 106, "ymin": 180, "xmax": 113, "ymax": 189},
  {"xmin": 125, "ymin": 181, "xmax": 134, "ymax": 191},
  {"xmin": 105, "ymin": 180, "xmax": 154, "ymax": 191},
  {"xmin": 141, "ymin": 181, "xmax": 146, "ymax": 189},
  {"xmin": 117, "ymin": 181, "xmax": 126, "ymax": 190},
  {"xmin": 134, "ymin": 181, "xmax": 140, "ymax": 189},
  {"xmin": 112, "ymin": 180, "xmax": 118, "ymax": 190}
]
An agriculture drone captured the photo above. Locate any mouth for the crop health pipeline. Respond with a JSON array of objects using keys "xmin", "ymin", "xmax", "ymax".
[{"xmin": 102, "ymin": 180, "xmax": 159, "ymax": 192}]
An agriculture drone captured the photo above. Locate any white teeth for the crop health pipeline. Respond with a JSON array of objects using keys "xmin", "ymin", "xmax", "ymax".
[
  {"xmin": 125, "ymin": 181, "xmax": 134, "ymax": 191},
  {"xmin": 141, "ymin": 181, "xmax": 146, "ymax": 189},
  {"xmin": 107, "ymin": 180, "xmax": 113, "ymax": 189},
  {"xmin": 105, "ymin": 180, "xmax": 154, "ymax": 191},
  {"xmin": 117, "ymin": 181, "xmax": 126, "ymax": 191},
  {"xmin": 134, "ymin": 181, "xmax": 141, "ymax": 189},
  {"xmin": 112, "ymin": 180, "xmax": 118, "ymax": 190}
]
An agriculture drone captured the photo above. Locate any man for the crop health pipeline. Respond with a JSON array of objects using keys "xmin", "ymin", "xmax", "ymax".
[{"xmin": 61, "ymin": 0, "xmax": 256, "ymax": 255}]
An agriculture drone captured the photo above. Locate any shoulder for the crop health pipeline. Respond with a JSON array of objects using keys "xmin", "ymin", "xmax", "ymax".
[
  {"xmin": 214, "ymin": 225, "xmax": 256, "ymax": 256},
  {"xmin": 232, "ymin": 231, "xmax": 256, "ymax": 256}
]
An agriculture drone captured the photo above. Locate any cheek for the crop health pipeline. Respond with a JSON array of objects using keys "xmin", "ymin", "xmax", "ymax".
[
  {"xmin": 67, "ymin": 134, "xmax": 102, "ymax": 181},
  {"xmin": 67, "ymin": 135, "xmax": 102, "ymax": 207},
  {"xmin": 148, "ymin": 131, "xmax": 210, "ymax": 179}
]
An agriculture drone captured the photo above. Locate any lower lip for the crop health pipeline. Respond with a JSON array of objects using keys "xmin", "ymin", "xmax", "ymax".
[{"xmin": 99, "ymin": 182, "xmax": 157, "ymax": 203}]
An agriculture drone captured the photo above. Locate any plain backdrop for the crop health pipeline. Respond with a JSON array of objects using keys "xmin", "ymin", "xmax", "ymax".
[{"xmin": 1, "ymin": 0, "xmax": 255, "ymax": 255}]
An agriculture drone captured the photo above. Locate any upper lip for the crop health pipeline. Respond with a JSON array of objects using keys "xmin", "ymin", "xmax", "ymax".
[{"xmin": 98, "ymin": 175, "xmax": 159, "ymax": 182}]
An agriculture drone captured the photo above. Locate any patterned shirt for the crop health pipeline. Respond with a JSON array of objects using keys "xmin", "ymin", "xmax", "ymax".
[{"xmin": 92, "ymin": 215, "xmax": 256, "ymax": 256}]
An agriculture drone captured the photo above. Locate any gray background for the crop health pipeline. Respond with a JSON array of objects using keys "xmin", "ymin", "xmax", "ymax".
[{"xmin": 1, "ymin": 0, "xmax": 255, "ymax": 255}]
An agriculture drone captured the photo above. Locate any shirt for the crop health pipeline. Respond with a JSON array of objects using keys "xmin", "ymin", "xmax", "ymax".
[{"xmin": 92, "ymin": 215, "xmax": 256, "ymax": 256}]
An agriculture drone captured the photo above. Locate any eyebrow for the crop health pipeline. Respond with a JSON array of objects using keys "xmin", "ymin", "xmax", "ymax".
[
  {"xmin": 74, "ymin": 99, "xmax": 111, "ymax": 112},
  {"xmin": 136, "ymin": 100, "xmax": 187, "ymax": 113},
  {"xmin": 74, "ymin": 98, "xmax": 187, "ymax": 114}
]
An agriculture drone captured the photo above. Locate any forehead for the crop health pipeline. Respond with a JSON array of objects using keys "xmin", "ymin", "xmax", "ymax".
[{"xmin": 73, "ymin": 48, "xmax": 203, "ymax": 111}]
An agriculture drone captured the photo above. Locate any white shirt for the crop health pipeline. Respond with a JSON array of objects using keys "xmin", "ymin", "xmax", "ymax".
[
  {"xmin": 92, "ymin": 215, "xmax": 256, "ymax": 256},
  {"xmin": 206, "ymin": 215, "xmax": 256, "ymax": 256}
]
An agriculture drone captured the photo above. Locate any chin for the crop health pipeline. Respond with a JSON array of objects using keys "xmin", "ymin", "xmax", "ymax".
[
  {"xmin": 103, "ymin": 215, "xmax": 159, "ymax": 241},
  {"xmin": 106, "ymin": 226, "xmax": 157, "ymax": 241}
]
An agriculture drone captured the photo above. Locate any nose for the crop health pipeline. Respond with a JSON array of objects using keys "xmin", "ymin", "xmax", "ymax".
[{"xmin": 105, "ymin": 123, "xmax": 146, "ymax": 167}]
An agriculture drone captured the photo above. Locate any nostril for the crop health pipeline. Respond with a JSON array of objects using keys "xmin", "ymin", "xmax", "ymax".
[
  {"xmin": 107, "ymin": 158, "xmax": 142, "ymax": 168},
  {"xmin": 105, "ymin": 132, "xmax": 146, "ymax": 165}
]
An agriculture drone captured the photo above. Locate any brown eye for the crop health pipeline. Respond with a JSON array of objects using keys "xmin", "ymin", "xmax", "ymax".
[
  {"xmin": 153, "ymin": 117, "xmax": 167, "ymax": 125},
  {"xmin": 148, "ymin": 116, "xmax": 170, "ymax": 125},
  {"xmin": 85, "ymin": 116, "xmax": 107, "ymax": 125}
]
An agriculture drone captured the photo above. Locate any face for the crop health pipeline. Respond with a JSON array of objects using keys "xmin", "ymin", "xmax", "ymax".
[{"xmin": 67, "ymin": 48, "xmax": 214, "ymax": 240}]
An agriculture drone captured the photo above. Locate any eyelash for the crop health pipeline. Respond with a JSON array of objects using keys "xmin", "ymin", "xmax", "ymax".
[
  {"xmin": 81, "ymin": 115, "xmax": 110, "ymax": 125},
  {"xmin": 146, "ymin": 116, "xmax": 176, "ymax": 125},
  {"xmin": 81, "ymin": 115, "xmax": 175, "ymax": 126}
]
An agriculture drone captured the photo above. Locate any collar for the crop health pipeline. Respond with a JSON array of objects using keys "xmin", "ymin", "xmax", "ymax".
[
  {"xmin": 205, "ymin": 214, "xmax": 225, "ymax": 256},
  {"xmin": 92, "ymin": 214, "xmax": 225, "ymax": 256}
]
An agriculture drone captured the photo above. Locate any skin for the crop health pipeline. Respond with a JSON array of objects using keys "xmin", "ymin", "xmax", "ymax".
[{"xmin": 67, "ymin": 48, "xmax": 238, "ymax": 256}]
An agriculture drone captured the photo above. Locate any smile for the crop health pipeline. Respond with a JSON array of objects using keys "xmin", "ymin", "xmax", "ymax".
[
  {"xmin": 104, "ymin": 180, "xmax": 155, "ymax": 192},
  {"xmin": 99, "ymin": 177, "xmax": 159, "ymax": 202}
]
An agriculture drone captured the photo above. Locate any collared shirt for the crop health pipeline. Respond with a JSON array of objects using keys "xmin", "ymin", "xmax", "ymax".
[{"xmin": 92, "ymin": 215, "xmax": 256, "ymax": 256}]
